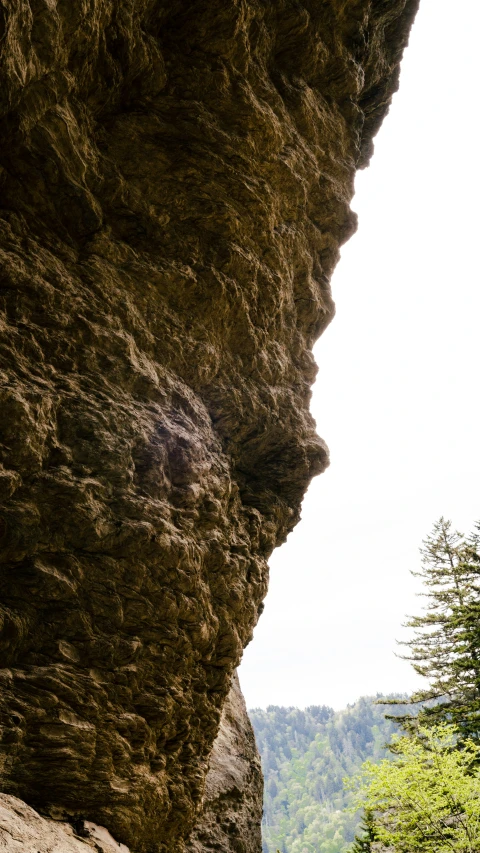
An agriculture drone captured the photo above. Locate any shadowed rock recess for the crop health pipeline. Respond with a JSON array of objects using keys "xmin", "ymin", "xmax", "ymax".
[{"xmin": 0, "ymin": 1, "xmax": 418, "ymax": 851}]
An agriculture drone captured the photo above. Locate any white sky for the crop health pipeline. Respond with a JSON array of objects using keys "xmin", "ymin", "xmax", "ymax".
[{"xmin": 239, "ymin": 0, "xmax": 480, "ymax": 711}]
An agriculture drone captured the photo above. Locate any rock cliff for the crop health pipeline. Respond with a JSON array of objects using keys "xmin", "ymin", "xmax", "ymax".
[
  {"xmin": 0, "ymin": 1, "xmax": 418, "ymax": 851},
  {"xmin": 186, "ymin": 672, "xmax": 263, "ymax": 853}
]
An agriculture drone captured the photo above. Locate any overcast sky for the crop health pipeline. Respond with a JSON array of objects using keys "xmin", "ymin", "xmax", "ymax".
[{"xmin": 239, "ymin": 0, "xmax": 480, "ymax": 711}]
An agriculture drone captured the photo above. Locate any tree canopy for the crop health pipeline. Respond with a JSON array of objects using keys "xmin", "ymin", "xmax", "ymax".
[
  {"xmin": 348, "ymin": 725, "xmax": 480, "ymax": 853},
  {"xmin": 350, "ymin": 517, "xmax": 480, "ymax": 853},
  {"xmin": 251, "ymin": 517, "xmax": 480, "ymax": 853},
  {"xmin": 250, "ymin": 697, "xmax": 405, "ymax": 853}
]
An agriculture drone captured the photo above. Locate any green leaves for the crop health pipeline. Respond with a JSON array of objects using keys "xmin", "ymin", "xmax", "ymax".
[
  {"xmin": 350, "ymin": 517, "xmax": 480, "ymax": 853},
  {"xmin": 250, "ymin": 698, "xmax": 403, "ymax": 853},
  {"xmin": 348, "ymin": 725, "xmax": 480, "ymax": 853},
  {"xmin": 255, "ymin": 517, "xmax": 480, "ymax": 853}
]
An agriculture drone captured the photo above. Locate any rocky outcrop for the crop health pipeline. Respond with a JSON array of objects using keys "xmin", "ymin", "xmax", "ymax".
[
  {"xmin": 0, "ymin": 793, "xmax": 130, "ymax": 853},
  {"xmin": 186, "ymin": 672, "xmax": 263, "ymax": 853},
  {"xmin": 0, "ymin": 674, "xmax": 259, "ymax": 853},
  {"xmin": 0, "ymin": 1, "xmax": 418, "ymax": 851}
]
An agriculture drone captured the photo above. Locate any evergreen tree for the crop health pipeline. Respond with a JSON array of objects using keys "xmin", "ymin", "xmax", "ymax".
[
  {"xmin": 351, "ymin": 809, "xmax": 377, "ymax": 852},
  {"xmin": 389, "ymin": 518, "xmax": 480, "ymax": 741}
]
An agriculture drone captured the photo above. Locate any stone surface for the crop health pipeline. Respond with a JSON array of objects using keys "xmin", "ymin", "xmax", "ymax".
[
  {"xmin": 0, "ymin": 1, "xmax": 418, "ymax": 851},
  {"xmin": 0, "ymin": 793, "xmax": 129, "ymax": 853},
  {"xmin": 186, "ymin": 672, "xmax": 263, "ymax": 853}
]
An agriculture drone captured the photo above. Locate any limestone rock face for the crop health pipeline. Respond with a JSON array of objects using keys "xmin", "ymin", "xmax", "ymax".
[
  {"xmin": 0, "ymin": 1, "xmax": 418, "ymax": 851},
  {"xmin": 186, "ymin": 672, "xmax": 263, "ymax": 853}
]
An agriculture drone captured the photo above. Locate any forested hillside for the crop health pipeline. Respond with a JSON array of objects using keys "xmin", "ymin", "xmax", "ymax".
[{"xmin": 250, "ymin": 698, "xmax": 406, "ymax": 853}]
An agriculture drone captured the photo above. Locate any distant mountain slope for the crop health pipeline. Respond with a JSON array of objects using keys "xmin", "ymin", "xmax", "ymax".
[{"xmin": 250, "ymin": 697, "xmax": 407, "ymax": 853}]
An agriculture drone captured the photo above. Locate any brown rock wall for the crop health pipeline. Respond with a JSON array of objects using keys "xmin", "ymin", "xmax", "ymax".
[{"xmin": 0, "ymin": 1, "xmax": 418, "ymax": 851}]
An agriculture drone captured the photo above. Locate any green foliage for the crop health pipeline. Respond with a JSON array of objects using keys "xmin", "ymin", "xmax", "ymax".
[
  {"xmin": 391, "ymin": 518, "xmax": 480, "ymax": 741},
  {"xmin": 350, "ymin": 517, "xmax": 480, "ymax": 853},
  {"xmin": 251, "ymin": 517, "xmax": 480, "ymax": 853},
  {"xmin": 250, "ymin": 697, "xmax": 406, "ymax": 853},
  {"xmin": 350, "ymin": 809, "xmax": 377, "ymax": 853},
  {"xmin": 347, "ymin": 724, "xmax": 480, "ymax": 853}
]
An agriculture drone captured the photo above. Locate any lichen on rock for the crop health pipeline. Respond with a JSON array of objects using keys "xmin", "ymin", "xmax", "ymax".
[{"xmin": 0, "ymin": 1, "xmax": 418, "ymax": 851}]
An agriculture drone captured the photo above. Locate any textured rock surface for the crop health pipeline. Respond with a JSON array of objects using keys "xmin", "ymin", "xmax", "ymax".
[
  {"xmin": 0, "ymin": 1, "xmax": 418, "ymax": 851},
  {"xmin": 186, "ymin": 672, "xmax": 263, "ymax": 853},
  {"xmin": 0, "ymin": 793, "xmax": 129, "ymax": 853}
]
